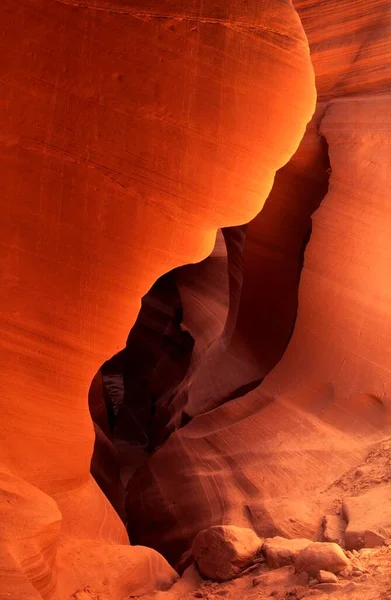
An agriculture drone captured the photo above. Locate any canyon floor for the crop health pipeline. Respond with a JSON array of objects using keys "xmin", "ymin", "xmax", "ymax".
[{"xmin": 72, "ymin": 435, "xmax": 391, "ymax": 600}]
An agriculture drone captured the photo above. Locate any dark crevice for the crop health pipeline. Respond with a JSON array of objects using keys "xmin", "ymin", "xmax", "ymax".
[
  {"xmin": 264, "ymin": 129, "xmax": 331, "ymax": 370},
  {"xmin": 89, "ymin": 129, "xmax": 332, "ymax": 531},
  {"xmin": 222, "ymin": 377, "xmax": 264, "ymax": 404},
  {"xmin": 284, "ymin": 132, "xmax": 331, "ymax": 351}
]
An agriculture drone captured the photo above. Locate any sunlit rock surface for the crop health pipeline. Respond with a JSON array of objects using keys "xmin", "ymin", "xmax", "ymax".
[
  {"xmin": 4, "ymin": 0, "xmax": 391, "ymax": 598},
  {"xmin": 126, "ymin": 3, "xmax": 391, "ymax": 572},
  {"xmin": 0, "ymin": 0, "xmax": 315, "ymax": 597}
]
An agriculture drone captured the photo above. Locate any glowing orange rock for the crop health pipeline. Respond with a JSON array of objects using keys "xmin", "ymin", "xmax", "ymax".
[
  {"xmin": 0, "ymin": 0, "xmax": 315, "ymax": 596},
  {"xmin": 127, "ymin": 96, "xmax": 391, "ymax": 568}
]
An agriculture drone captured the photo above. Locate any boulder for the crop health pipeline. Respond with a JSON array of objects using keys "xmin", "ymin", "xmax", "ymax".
[
  {"xmin": 295, "ymin": 542, "xmax": 350, "ymax": 575},
  {"xmin": 342, "ymin": 486, "xmax": 391, "ymax": 550},
  {"xmin": 263, "ymin": 537, "xmax": 312, "ymax": 569},
  {"xmin": 192, "ymin": 526, "xmax": 263, "ymax": 581}
]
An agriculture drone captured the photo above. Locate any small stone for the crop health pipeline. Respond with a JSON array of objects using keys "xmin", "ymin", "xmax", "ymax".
[
  {"xmin": 359, "ymin": 548, "xmax": 374, "ymax": 558},
  {"xmin": 316, "ymin": 570, "xmax": 338, "ymax": 584},
  {"xmin": 194, "ymin": 593, "xmax": 203, "ymax": 598},
  {"xmin": 263, "ymin": 537, "xmax": 312, "ymax": 569},
  {"xmin": 339, "ymin": 568, "xmax": 351, "ymax": 578},
  {"xmin": 352, "ymin": 565, "xmax": 366, "ymax": 573},
  {"xmin": 214, "ymin": 591, "xmax": 229, "ymax": 596},
  {"xmin": 192, "ymin": 525, "xmax": 263, "ymax": 582},
  {"xmin": 295, "ymin": 542, "xmax": 350, "ymax": 575},
  {"xmin": 252, "ymin": 577, "xmax": 262, "ymax": 587},
  {"xmin": 343, "ymin": 582, "xmax": 358, "ymax": 592}
]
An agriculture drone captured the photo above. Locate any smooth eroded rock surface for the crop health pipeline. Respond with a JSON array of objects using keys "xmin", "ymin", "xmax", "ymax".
[
  {"xmin": 322, "ymin": 515, "xmax": 347, "ymax": 546},
  {"xmin": 192, "ymin": 526, "xmax": 263, "ymax": 581},
  {"xmin": 263, "ymin": 537, "xmax": 312, "ymax": 569},
  {"xmin": 295, "ymin": 542, "xmax": 350, "ymax": 575},
  {"xmin": 0, "ymin": 0, "xmax": 315, "ymax": 596},
  {"xmin": 316, "ymin": 570, "xmax": 338, "ymax": 584},
  {"xmin": 343, "ymin": 486, "xmax": 391, "ymax": 550}
]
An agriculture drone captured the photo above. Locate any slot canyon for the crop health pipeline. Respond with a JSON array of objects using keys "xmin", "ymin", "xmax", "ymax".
[{"xmin": 1, "ymin": 1, "xmax": 391, "ymax": 599}]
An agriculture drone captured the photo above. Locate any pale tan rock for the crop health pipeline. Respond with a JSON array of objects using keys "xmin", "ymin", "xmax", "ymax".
[
  {"xmin": 316, "ymin": 570, "xmax": 338, "ymax": 584},
  {"xmin": 263, "ymin": 537, "xmax": 312, "ymax": 569},
  {"xmin": 343, "ymin": 486, "xmax": 391, "ymax": 550},
  {"xmin": 322, "ymin": 515, "xmax": 346, "ymax": 546},
  {"xmin": 192, "ymin": 526, "xmax": 263, "ymax": 582},
  {"xmin": 169, "ymin": 565, "xmax": 202, "ymax": 598},
  {"xmin": 339, "ymin": 567, "xmax": 352, "ymax": 578},
  {"xmin": 295, "ymin": 543, "xmax": 350, "ymax": 575}
]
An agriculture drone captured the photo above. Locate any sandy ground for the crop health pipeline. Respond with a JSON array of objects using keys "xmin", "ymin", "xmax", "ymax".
[
  {"xmin": 72, "ymin": 436, "xmax": 391, "ymax": 600},
  {"xmin": 131, "ymin": 544, "xmax": 391, "ymax": 600}
]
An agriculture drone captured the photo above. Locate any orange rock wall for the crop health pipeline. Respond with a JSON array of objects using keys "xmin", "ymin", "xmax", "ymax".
[
  {"xmin": 0, "ymin": 1, "xmax": 315, "ymax": 597},
  {"xmin": 125, "ymin": 0, "xmax": 391, "ymax": 569}
]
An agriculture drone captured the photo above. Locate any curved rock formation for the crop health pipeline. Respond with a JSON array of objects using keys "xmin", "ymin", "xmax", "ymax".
[
  {"xmin": 0, "ymin": 0, "xmax": 315, "ymax": 597},
  {"xmin": 125, "ymin": 2, "xmax": 391, "ymax": 569},
  {"xmin": 295, "ymin": 0, "xmax": 391, "ymax": 99},
  {"xmin": 127, "ymin": 95, "xmax": 391, "ymax": 568}
]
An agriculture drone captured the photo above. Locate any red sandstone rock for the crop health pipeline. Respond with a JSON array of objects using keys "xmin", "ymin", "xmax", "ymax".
[
  {"xmin": 0, "ymin": 0, "xmax": 315, "ymax": 596},
  {"xmin": 322, "ymin": 515, "xmax": 347, "ymax": 546},
  {"xmin": 295, "ymin": 543, "xmax": 350, "ymax": 575},
  {"xmin": 342, "ymin": 486, "xmax": 391, "ymax": 550},
  {"xmin": 127, "ymin": 96, "xmax": 391, "ymax": 567},
  {"xmin": 192, "ymin": 526, "xmax": 263, "ymax": 582},
  {"xmin": 316, "ymin": 570, "xmax": 338, "ymax": 584},
  {"xmin": 263, "ymin": 537, "xmax": 313, "ymax": 569},
  {"xmin": 295, "ymin": 0, "xmax": 391, "ymax": 99},
  {"xmin": 149, "ymin": 107, "xmax": 329, "ymax": 442}
]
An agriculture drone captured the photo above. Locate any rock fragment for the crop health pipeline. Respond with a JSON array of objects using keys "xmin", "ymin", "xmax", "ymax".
[
  {"xmin": 263, "ymin": 537, "xmax": 312, "ymax": 569},
  {"xmin": 316, "ymin": 570, "xmax": 338, "ymax": 583},
  {"xmin": 295, "ymin": 542, "xmax": 350, "ymax": 575},
  {"xmin": 339, "ymin": 567, "xmax": 352, "ymax": 578},
  {"xmin": 192, "ymin": 525, "xmax": 263, "ymax": 582},
  {"xmin": 342, "ymin": 486, "xmax": 391, "ymax": 550},
  {"xmin": 322, "ymin": 515, "xmax": 346, "ymax": 546}
]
